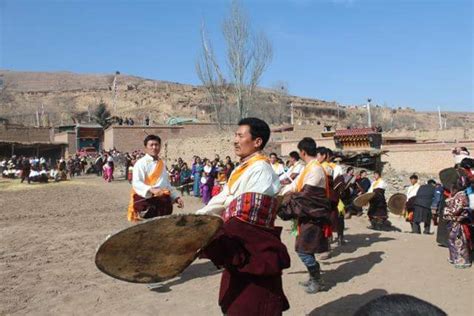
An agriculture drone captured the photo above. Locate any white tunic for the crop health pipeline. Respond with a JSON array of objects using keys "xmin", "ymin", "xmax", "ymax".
[
  {"xmin": 368, "ymin": 178, "xmax": 388, "ymax": 192},
  {"xmin": 406, "ymin": 183, "xmax": 420, "ymax": 200},
  {"xmin": 132, "ymin": 154, "xmax": 179, "ymax": 200},
  {"xmin": 196, "ymin": 159, "xmax": 280, "ymax": 216},
  {"xmin": 332, "ymin": 164, "xmax": 344, "ymax": 180},
  {"xmin": 271, "ymin": 162, "xmax": 285, "ymax": 177},
  {"xmin": 279, "ymin": 160, "xmax": 305, "ymax": 181},
  {"xmin": 280, "ymin": 159, "xmax": 326, "ymax": 195}
]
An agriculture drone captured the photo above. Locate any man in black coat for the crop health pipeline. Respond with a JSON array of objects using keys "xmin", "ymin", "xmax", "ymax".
[{"xmin": 413, "ymin": 180, "xmax": 437, "ymax": 234}]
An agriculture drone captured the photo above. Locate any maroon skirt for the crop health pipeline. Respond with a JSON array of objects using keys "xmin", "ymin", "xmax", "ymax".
[{"xmin": 132, "ymin": 194, "xmax": 173, "ymax": 219}]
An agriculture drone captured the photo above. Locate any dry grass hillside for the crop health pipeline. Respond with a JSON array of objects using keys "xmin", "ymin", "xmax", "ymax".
[{"xmin": 0, "ymin": 70, "xmax": 472, "ymax": 131}]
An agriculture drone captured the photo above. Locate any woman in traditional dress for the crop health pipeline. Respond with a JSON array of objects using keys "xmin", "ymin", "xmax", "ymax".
[
  {"xmin": 200, "ymin": 160, "xmax": 214, "ymax": 205},
  {"xmin": 443, "ymin": 169, "xmax": 472, "ymax": 268},
  {"xmin": 191, "ymin": 156, "xmax": 203, "ymax": 197}
]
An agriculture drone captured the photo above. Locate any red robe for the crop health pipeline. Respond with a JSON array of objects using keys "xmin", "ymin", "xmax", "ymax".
[{"xmin": 202, "ymin": 217, "xmax": 290, "ymax": 315}]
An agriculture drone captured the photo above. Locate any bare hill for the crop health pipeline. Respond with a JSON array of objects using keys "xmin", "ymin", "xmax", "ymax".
[{"xmin": 0, "ymin": 70, "xmax": 472, "ymax": 131}]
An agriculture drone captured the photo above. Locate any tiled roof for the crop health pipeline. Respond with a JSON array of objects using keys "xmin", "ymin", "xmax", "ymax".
[{"xmin": 335, "ymin": 128, "xmax": 377, "ymax": 137}]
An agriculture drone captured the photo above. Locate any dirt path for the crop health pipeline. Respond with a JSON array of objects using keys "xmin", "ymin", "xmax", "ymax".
[{"xmin": 0, "ymin": 176, "xmax": 472, "ymax": 315}]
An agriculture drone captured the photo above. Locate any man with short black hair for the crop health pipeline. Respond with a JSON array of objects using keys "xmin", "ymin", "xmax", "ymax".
[
  {"xmin": 368, "ymin": 171, "xmax": 390, "ymax": 230},
  {"xmin": 280, "ymin": 151, "xmax": 305, "ymax": 184},
  {"xmin": 127, "ymin": 134, "xmax": 183, "ymax": 222},
  {"xmin": 405, "ymin": 174, "xmax": 420, "ymax": 231},
  {"xmin": 279, "ymin": 137, "xmax": 331, "ymax": 294},
  {"xmin": 197, "ymin": 117, "xmax": 290, "ymax": 315}
]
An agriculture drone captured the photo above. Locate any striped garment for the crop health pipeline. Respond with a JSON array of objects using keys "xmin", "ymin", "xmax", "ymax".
[{"xmin": 224, "ymin": 192, "xmax": 279, "ymax": 228}]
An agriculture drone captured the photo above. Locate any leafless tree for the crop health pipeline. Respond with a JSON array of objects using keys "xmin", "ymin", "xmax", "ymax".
[
  {"xmin": 196, "ymin": 22, "xmax": 229, "ymax": 127},
  {"xmin": 196, "ymin": 0, "xmax": 273, "ymax": 121}
]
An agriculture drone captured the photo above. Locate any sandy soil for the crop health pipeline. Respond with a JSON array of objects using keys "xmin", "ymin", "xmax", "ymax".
[{"xmin": 0, "ymin": 176, "xmax": 472, "ymax": 316}]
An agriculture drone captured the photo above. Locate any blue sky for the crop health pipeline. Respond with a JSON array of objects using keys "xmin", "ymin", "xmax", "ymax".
[{"xmin": 1, "ymin": 0, "xmax": 472, "ymax": 111}]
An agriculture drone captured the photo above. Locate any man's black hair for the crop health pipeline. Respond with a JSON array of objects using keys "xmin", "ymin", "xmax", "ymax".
[
  {"xmin": 144, "ymin": 134, "xmax": 161, "ymax": 146},
  {"xmin": 297, "ymin": 137, "xmax": 317, "ymax": 156},
  {"xmin": 409, "ymin": 174, "xmax": 419, "ymax": 180},
  {"xmin": 428, "ymin": 179, "xmax": 437, "ymax": 185},
  {"xmin": 360, "ymin": 169, "xmax": 367, "ymax": 175},
  {"xmin": 374, "ymin": 170, "xmax": 382, "ymax": 176},
  {"xmin": 355, "ymin": 294, "xmax": 447, "ymax": 316},
  {"xmin": 315, "ymin": 146, "xmax": 327, "ymax": 157},
  {"xmin": 323, "ymin": 147, "xmax": 334, "ymax": 158},
  {"xmin": 270, "ymin": 152, "xmax": 278, "ymax": 157},
  {"xmin": 238, "ymin": 117, "xmax": 271, "ymax": 150},
  {"xmin": 289, "ymin": 151, "xmax": 300, "ymax": 161},
  {"xmin": 346, "ymin": 166, "xmax": 354, "ymax": 173}
]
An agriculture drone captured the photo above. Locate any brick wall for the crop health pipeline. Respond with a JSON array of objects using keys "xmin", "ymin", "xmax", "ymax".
[
  {"xmin": 104, "ymin": 126, "xmax": 183, "ymax": 153},
  {"xmin": 382, "ymin": 142, "xmax": 474, "ymax": 175},
  {"xmin": 104, "ymin": 123, "xmax": 234, "ymax": 154},
  {"xmin": 54, "ymin": 131, "xmax": 76, "ymax": 157},
  {"xmin": 0, "ymin": 124, "xmax": 52, "ymax": 142}
]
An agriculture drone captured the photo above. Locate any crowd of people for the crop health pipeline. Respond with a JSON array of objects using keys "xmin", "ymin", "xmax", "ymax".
[
  {"xmin": 124, "ymin": 118, "xmax": 472, "ymax": 315},
  {"xmin": 3, "ymin": 116, "xmax": 471, "ymax": 315}
]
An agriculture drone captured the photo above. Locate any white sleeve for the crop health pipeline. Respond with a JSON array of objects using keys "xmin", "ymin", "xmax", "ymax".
[
  {"xmin": 244, "ymin": 164, "xmax": 281, "ymax": 195},
  {"xmin": 293, "ymin": 164, "xmax": 304, "ymax": 174},
  {"xmin": 132, "ymin": 162, "xmax": 152, "ymax": 198},
  {"xmin": 160, "ymin": 166, "xmax": 180, "ymax": 201},
  {"xmin": 280, "ymin": 172, "xmax": 300, "ymax": 195},
  {"xmin": 196, "ymin": 186, "xmax": 228, "ymax": 215}
]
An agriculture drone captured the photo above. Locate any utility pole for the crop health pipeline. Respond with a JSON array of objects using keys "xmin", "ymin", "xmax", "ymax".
[
  {"xmin": 290, "ymin": 101, "xmax": 294, "ymax": 125},
  {"xmin": 112, "ymin": 72, "xmax": 119, "ymax": 113},
  {"xmin": 438, "ymin": 106, "xmax": 443, "ymax": 130},
  {"xmin": 367, "ymin": 98, "xmax": 372, "ymax": 128}
]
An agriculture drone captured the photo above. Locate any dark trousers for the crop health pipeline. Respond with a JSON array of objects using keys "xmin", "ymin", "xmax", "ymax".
[
  {"xmin": 412, "ymin": 221, "xmax": 431, "ymax": 234},
  {"xmin": 337, "ymin": 213, "xmax": 345, "ymax": 237}
]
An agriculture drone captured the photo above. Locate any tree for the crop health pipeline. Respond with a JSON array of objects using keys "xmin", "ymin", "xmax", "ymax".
[
  {"xmin": 196, "ymin": 0, "xmax": 273, "ymax": 122},
  {"xmin": 93, "ymin": 101, "xmax": 111, "ymax": 128}
]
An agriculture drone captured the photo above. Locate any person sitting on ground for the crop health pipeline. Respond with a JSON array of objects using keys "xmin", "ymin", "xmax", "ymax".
[{"xmin": 49, "ymin": 165, "xmax": 61, "ymax": 182}]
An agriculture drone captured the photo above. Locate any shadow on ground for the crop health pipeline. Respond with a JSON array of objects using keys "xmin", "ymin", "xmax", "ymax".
[
  {"xmin": 151, "ymin": 260, "xmax": 221, "ymax": 293},
  {"xmin": 323, "ymin": 251, "xmax": 384, "ymax": 290},
  {"xmin": 308, "ymin": 288, "xmax": 388, "ymax": 315},
  {"xmin": 329, "ymin": 232, "xmax": 395, "ymax": 259}
]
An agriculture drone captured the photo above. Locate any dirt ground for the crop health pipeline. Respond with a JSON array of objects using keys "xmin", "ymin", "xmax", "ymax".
[{"xmin": 1, "ymin": 176, "xmax": 472, "ymax": 316}]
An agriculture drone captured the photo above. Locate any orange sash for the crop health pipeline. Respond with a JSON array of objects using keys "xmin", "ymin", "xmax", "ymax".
[
  {"xmin": 296, "ymin": 159, "xmax": 330, "ymax": 196},
  {"xmin": 227, "ymin": 154, "xmax": 269, "ymax": 190},
  {"xmin": 127, "ymin": 159, "xmax": 164, "ymax": 222}
]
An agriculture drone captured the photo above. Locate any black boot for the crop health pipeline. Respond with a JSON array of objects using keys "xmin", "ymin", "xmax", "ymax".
[
  {"xmin": 304, "ymin": 264, "xmax": 324, "ymax": 294},
  {"xmin": 337, "ymin": 233, "xmax": 345, "ymax": 246},
  {"xmin": 299, "ymin": 262, "xmax": 320, "ymax": 287}
]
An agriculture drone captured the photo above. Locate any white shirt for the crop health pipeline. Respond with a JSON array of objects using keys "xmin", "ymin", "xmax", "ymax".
[
  {"xmin": 333, "ymin": 164, "xmax": 344, "ymax": 180},
  {"xmin": 406, "ymin": 183, "xmax": 420, "ymax": 200},
  {"xmin": 132, "ymin": 154, "xmax": 179, "ymax": 200},
  {"xmin": 368, "ymin": 178, "xmax": 387, "ymax": 192},
  {"xmin": 279, "ymin": 160, "xmax": 305, "ymax": 181},
  {"xmin": 196, "ymin": 159, "xmax": 281, "ymax": 216},
  {"xmin": 29, "ymin": 170, "xmax": 40, "ymax": 178},
  {"xmin": 280, "ymin": 159, "xmax": 326, "ymax": 195},
  {"xmin": 271, "ymin": 162, "xmax": 285, "ymax": 177}
]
